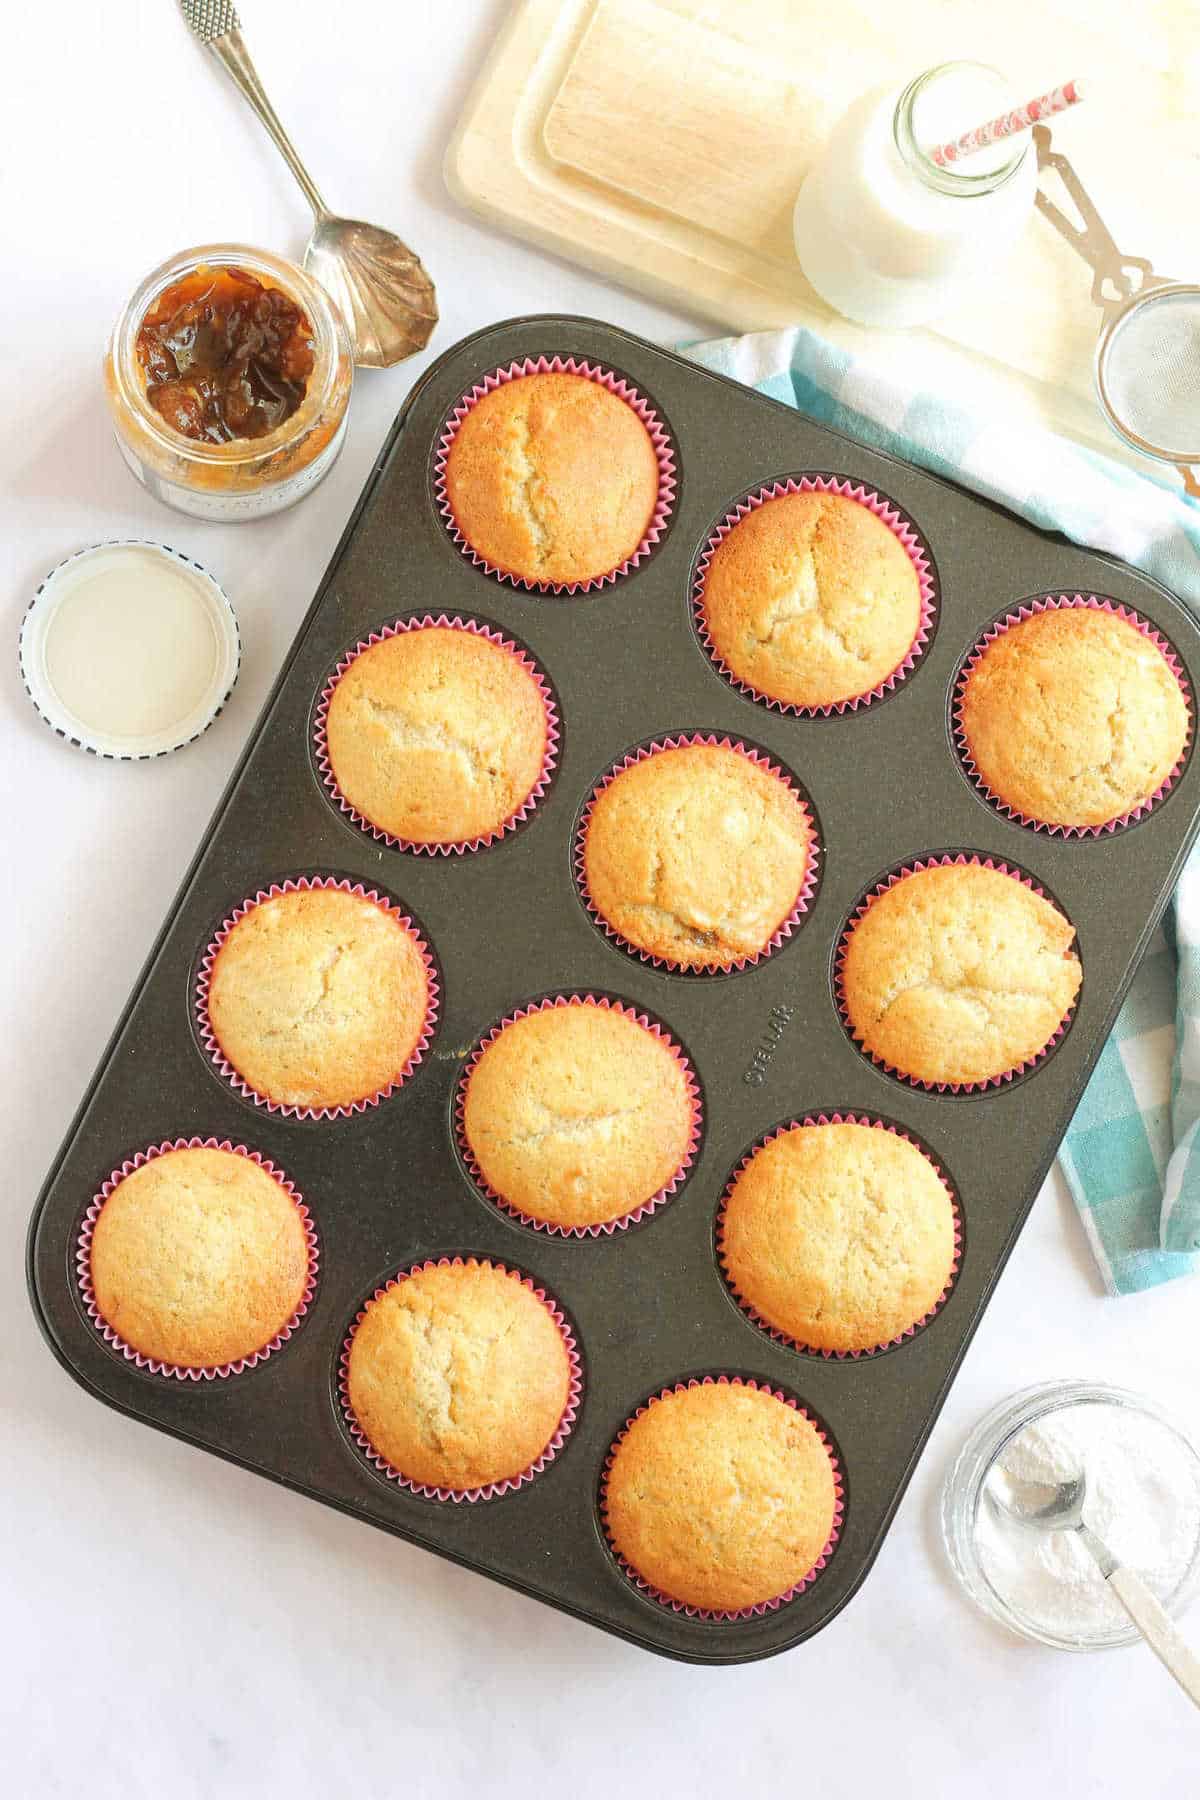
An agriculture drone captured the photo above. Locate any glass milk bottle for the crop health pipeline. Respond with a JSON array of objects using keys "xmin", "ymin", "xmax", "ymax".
[{"xmin": 793, "ymin": 62, "xmax": 1038, "ymax": 329}]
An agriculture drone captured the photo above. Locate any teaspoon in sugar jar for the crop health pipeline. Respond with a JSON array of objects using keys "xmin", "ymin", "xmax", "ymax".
[
  {"xmin": 179, "ymin": 0, "xmax": 438, "ymax": 367},
  {"xmin": 987, "ymin": 1462, "xmax": 1200, "ymax": 1707}
]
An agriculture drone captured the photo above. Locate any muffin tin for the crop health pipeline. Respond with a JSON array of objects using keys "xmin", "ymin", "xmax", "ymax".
[{"xmin": 27, "ymin": 316, "xmax": 1200, "ymax": 1664}]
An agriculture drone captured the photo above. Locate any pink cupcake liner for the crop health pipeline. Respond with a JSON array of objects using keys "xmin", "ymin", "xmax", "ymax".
[
  {"xmin": 575, "ymin": 733, "xmax": 821, "ymax": 973},
  {"xmin": 337, "ymin": 1255, "xmax": 583, "ymax": 1502},
  {"xmin": 834, "ymin": 852, "xmax": 1079, "ymax": 1094},
  {"xmin": 433, "ymin": 355, "xmax": 677, "ymax": 595},
  {"xmin": 76, "ymin": 1136, "xmax": 318, "ymax": 1382},
  {"xmin": 600, "ymin": 1375, "xmax": 845, "ymax": 1621},
  {"xmin": 455, "ymin": 992, "xmax": 703, "ymax": 1238},
  {"xmin": 954, "ymin": 593, "xmax": 1194, "ymax": 837},
  {"xmin": 692, "ymin": 476, "xmax": 937, "ymax": 716},
  {"xmin": 313, "ymin": 613, "xmax": 561, "ymax": 853},
  {"xmin": 716, "ymin": 1113, "xmax": 962, "ymax": 1358},
  {"xmin": 195, "ymin": 874, "xmax": 439, "ymax": 1121}
]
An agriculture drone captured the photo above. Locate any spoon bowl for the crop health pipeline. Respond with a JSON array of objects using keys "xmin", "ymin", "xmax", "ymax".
[
  {"xmin": 305, "ymin": 217, "xmax": 438, "ymax": 368},
  {"xmin": 985, "ymin": 1464, "xmax": 1087, "ymax": 1534}
]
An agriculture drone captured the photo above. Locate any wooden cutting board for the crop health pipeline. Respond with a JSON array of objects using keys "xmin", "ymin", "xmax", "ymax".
[{"xmin": 447, "ymin": 0, "xmax": 1199, "ymax": 461}]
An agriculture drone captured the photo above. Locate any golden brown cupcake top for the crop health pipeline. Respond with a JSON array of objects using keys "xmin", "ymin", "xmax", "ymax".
[
  {"xmin": 89, "ymin": 1146, "xmax": 310, "ymax": 1369},
  {"xmin": 345, "ymin": 1261, "xmax": 572, "ymax": 1492},
  {"xmin": 840, "ymin": 862, "xmax": 1081, "ymax": 1087},
  {"xmin": 699, "ymin": 491, "xmax": 923, "ymax": 709},
  {"xmin": 583, "ymin": 742, "xmax": 813, "ymax": 968},
  {"xmin": 207, "ymin": 885, "xmax": 430, "ymax": 1111},
  {"xmin": 325, "ymin": 625, "xmax": 550, "ymax": 845},
  {"xmin": 720, "ymin": 1121, "xmax": 956, "ymax": 1353},
  {"xmin": 443, "ymin": 371, "xmax": 660, "ymax": 587},
  {"xmin": 959, "ymin": 606, "xmax": 1189, "ymax": 829},
  {"xmin": 604, "ymin": 1382, "xmax": 838, "ymax": 1612},
  {"xmin": 462, "ymin": 1000, "xmax": 695, "ymax": 1230}
]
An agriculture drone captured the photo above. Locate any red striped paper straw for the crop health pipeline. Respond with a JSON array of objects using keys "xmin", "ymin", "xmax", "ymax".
[{"xmin": 929, "ymin": 79, "xmax": 1083, "ymax": 167}]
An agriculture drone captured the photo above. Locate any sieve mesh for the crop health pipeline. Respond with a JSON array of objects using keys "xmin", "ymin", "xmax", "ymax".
[{"xmin": 1099, "ymin": 287, "xmax": 1200, "ymax": 462}]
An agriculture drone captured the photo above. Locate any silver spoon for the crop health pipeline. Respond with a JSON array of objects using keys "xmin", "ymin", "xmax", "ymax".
[
  {"xmin": 987, "ymin": 1463, "xmax": 1200, "ymax": 1706},
  {"xmin": 179, "ymin": 0, "xmax": 437, "ymax": 367}
]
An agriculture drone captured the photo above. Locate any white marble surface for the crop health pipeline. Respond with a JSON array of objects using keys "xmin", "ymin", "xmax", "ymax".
[{"xmin": 4, "ymin": 3, "xmax": 1198, "ymax": 1793}]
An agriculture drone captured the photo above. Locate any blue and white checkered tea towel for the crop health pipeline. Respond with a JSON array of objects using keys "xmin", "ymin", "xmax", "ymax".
[{"xmin": 683, "ymin": 324, "xmax": 1200, "ymax": 1294}]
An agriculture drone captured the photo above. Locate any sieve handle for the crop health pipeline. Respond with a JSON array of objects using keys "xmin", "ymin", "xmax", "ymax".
[{"xmin": 1033, "ymin": 125, "xmax": 1157, "ymax": 319}]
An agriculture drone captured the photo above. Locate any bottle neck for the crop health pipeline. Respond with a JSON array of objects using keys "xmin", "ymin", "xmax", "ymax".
[{"xmin": 893, "ymin": 63, "xmax": 1028, "ymax": 199}]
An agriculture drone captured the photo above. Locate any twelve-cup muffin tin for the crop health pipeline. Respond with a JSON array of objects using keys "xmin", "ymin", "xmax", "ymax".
[{"xmin": 27, "ymin": 316, "xmax": 1200, "ymax": 1663}]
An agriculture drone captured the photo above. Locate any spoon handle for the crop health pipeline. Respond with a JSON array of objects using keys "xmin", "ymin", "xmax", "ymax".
[
  {"xmin": 179, "ymin": 3, "xmax": 329, "ymax": 220},
  {"xmin": 1106, "ymin": 1566, "xmax": 1200, "ymax": 1709},
  {"xmin": 1077, "ymin": 1523, "xmax": 1200, "ymax": 1709}
]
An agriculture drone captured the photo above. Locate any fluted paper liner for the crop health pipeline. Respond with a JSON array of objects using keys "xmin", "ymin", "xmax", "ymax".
[
  {"xmin": 434, "ymin": 356, "xmax": 677, "ymax": 594},
  {"xmin": 575, "ymin": 733, "xmax": 820, "ymax": 973},
  {"xmin": 954, "ymin": 594, "xmax": 1193, "ymax": 836},
  {"xmin": 196, "ymin": 875, "xmax": 439, "ymax": 1120},
  {"xmin": 835, "ymin": 853, "xmax": 1079, "ymax": 1093},
  {"xmin": 455, "ymin": 992, "xmax": 702, "ymax": 1237},
  {"xmin": 76, "ymin": 1136, "xmax": 318, "ymax": 1381},
  {"xmin": 313, "ymin": 613, "xmax": 561, "ymax": 853},
  {"xmin": 338, "ymin": 1256, "xmax": 582, "ymax": 1502},
  {"xmin": 693, "ymin": 476, "xmax": 937, "ymax": 715},
  {"xmin": 600, "ymin": 1375, "xmax": 844, "ymax": 1621},
  {"xmin": 716, "ymin": 1113, "xmax": 962, "ymax": 1357}
]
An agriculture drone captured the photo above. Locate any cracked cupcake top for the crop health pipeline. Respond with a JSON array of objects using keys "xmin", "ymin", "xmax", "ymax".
[
  {"xmin": 604, "ymin": 1382, "xmax": 838, "ymax": 1612},
  {"xmin": 345, "ymin": 1261, "xmax": 572, "ymax": 1492},
  {"xmin": 720, "ymin": 1121, "xmax": 956, "ymax": 1353},
  {"xmin": 207, "ymin": 887, "xmax": 430, "ymax": 1110},
  {"xmin": 841, "ymin": 863, "xmax": 1081, "ymax": 1087},
  {"xmin": 89, "ymin": 1147, "xmax": 311, "ymax": 1369},
  {"xmin": 462, "ymin": 999, "xmax": 696, "ymax": 1230},
  {"xmin": 582, "ymin": 742, "xmax": 814, "ymax": 968},
  {"xmin": 699, "ymin": 491, "xmax": 922, "ymax": 708},
  {"xmin": 959, "ymin": 606, "xmax": 1189, "ymax": 829},
  {"xmin": 443, "ymin": 372, "xmax": 660, "ymax": 587},
  {"xmin": 325, "ymin": 625, "xmax": 550, "ymax": 845}
]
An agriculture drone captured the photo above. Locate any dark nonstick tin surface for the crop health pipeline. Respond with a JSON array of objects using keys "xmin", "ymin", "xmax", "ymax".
[{"xmin": 28, "ymin": 315, "xmax": 1200, "ymax": 1664}]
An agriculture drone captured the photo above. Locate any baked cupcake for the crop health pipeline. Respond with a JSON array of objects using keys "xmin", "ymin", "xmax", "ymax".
[
  {"xmin": 581, "ymin": 739, "xmax": 815, "ymax": 969},
  {"xmin": 461, "ymin": 997, "xmax": 697, "ymax": 1232},
  {"xmin": 344, "ymin": 1259, "xmax": 574, "ymax": 1494},
  {"xmin": 204, "ymin": 882, "xmax": 432, "ymax": 1112},
  {"xmin": 603, "ymin": 1380, "xmax": 839, "ymax": 1613},
  {"xmin": 840, "ymin": 860, "xmax": 1081, "ymax": 1088},
  {"xmin": 958, "ymin": 603, "xmax": 1190, "ymax": 830},
  {"xmin": 698, "ymin": 488, "xmax": 924, "ymax": 709},
  {"xmin": 86, "ymin": 1144, "xmax": 312, "ymax": 1370},
  {"xmin": 442, "ymin": 370, "xmax": 661, "ymax": 587},
  {"xmin": 322, "ymin": 621, "xmax": 554, "ymax": 847},
  {"xmin": 720, "ymin": 1120, "xmax": 957, "ymax": 1353}
]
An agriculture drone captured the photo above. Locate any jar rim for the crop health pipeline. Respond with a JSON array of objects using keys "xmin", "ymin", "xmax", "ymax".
[
  {"xmin": 108, "ymin": 243, "xmax": 347, "ymax": 469},
  {"xmin": 894, "ymin": 62, "xmax": 1029, "ymax": 199}
]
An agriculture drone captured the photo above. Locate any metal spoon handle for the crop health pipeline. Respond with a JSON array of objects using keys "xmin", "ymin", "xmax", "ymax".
[
  {"xmin": 179, "ymin": 3, "xmax": 328, "ymax": 219},
  {"xmin": 1078, "ymin": 1525, "xmax": 1200, "ymax": 1710}
]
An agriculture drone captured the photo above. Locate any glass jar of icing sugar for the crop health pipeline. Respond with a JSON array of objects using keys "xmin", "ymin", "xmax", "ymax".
[
  {"xmin": 793, "ymin": 62, "xmax": 1038, "ymax": 329},
  {"xmin": 942, "ymin": 1382, "xmax": 1200, "ymax": 1651}
]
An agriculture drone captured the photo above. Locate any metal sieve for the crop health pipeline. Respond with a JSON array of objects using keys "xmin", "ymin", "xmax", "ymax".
[{"xmin": 1035, "ymin": 125, "xmax": 1200, "ymax": 495}]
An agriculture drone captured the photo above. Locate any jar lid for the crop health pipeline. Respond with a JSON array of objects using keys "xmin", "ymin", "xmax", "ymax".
[{"xmin": 19, "ymin": 541, "xmax": 240, "ymax": 760}]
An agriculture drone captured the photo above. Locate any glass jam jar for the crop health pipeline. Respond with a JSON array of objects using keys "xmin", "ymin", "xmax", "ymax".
[
  {"xmin": 105, "ymin": 244, "xmax": 353, "ymax": 522},
  {"xmin": 793, "ymin": 62, "xmax": 1037, "ymax": 329}
]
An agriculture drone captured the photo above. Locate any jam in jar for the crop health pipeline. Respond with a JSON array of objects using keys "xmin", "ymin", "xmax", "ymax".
[
  {"xmin": 106, "ymin": 245, "xmax": 353, "ymax": 522},
  {"xmin": 136, "ymin": 265, "xmax": 316, "ymax": 444}
]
